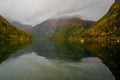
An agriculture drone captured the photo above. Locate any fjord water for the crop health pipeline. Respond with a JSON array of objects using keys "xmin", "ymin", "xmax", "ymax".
[{"xmin": 0, "ymin": 40, "xmax": 119, "ymax": 80}]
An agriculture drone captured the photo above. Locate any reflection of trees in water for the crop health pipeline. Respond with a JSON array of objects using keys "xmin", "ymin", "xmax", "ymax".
[
  {"xmin": 1, "ymin": 40, "xmax": 119, "ymax": 79},
  {"xmin": 30, "ymin": 40, "xmax": 93, "ymax": 61},
  {"xmin": 0, "ymin": 40, "xmax": 32, "ymax": 63},
  {"xmin": 81, "ymin": 42, "xmax": 120, "ymax": 80}
]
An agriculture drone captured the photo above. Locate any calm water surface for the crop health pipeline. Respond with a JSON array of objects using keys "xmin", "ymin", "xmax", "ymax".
[{"xmin": 0, "ymin": 40, "xmax": 119, "ymax": 80}]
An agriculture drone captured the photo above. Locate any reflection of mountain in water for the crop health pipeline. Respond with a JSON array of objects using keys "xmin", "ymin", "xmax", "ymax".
[
  {"xmin": 0, "ymin": 52, "xmax": 115, "ymax": 80},
  {"xmin": 0, "ymin": 40, "xmax": 32, "ymax": 63},
  {"xmin": 81, "ymin": 42, "xmax": 120, "ymax": 80},
  {"xmin": 1, "ymin": 40, "xmax": 119, "ymax": 80},
  {"xmin": 10, "ymin": 40, "xmax": 93, "ymax": 61},
  {"xmin": 31, "ymin": 40, "xmax": 94, "ymax": 61}
]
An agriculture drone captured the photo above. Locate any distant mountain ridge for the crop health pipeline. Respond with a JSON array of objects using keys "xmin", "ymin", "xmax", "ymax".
[
  {"xmin": 10, "ymin": 21, "xmax": 33, "ymax": 34},
  {"xmin": 32, "ymin": 18, "xmax": 95, "ymax": 38}
]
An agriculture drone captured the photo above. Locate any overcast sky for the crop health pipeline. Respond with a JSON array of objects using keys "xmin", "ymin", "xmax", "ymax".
[{"xmin": 0, "ymin": 0, "xmax": 114, "ymax": 25}]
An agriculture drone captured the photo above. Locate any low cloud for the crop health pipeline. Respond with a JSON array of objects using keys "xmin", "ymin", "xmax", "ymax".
[{"xmin": 0, "ymin": 0, "xmax": 114, "ymax": 25}]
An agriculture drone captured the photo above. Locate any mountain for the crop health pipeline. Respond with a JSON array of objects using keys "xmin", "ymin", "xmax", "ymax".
[
  {"xmin": 10, "ymin": 21, "xmax": 33, "ymax": 34},
  {"xmin": 55, "ymin": 22, "xmax": 85, "ymax": 39},
  {"xmin": 0, "ymin": 15, "xmax": 33, "ymax": 41},
  {"xmin": 81, "ymin": 0, "xmax": 120, "ymax": 38},
  {"xmin": 32, "ymin": 18, "xmax": 94, "ymax": 39}
]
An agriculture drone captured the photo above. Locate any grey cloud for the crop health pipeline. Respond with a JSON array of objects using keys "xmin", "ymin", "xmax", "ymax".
[{"xmin": 0, "ymin": 0, "xmax": 114, "ymax": 25}]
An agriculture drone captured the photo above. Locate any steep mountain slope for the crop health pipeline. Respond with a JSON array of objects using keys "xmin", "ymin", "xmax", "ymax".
[
  {"xmin": 56, "ymin": 23, "xmax": 85, "ymax": 39},
  {"xmin": 81, "ymin": 0, "xmax": 120, "ymax": 38},
  {"xmin": 0, "ymin": 15, "xmax": 33, "ymax": 40},
  {"xmin": 10, "ymin": 21, "xmax": 33, "ymax": 34},
  {"xmin": 32, "ymin": 18, "xmax": 94, "ymax": 38}
]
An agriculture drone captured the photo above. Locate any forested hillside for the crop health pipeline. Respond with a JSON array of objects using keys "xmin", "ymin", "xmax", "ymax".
[
  {"xmin": 80, "ymin": 0, "xmax": 120, "ymax": 38},
  {"xmin": 0, "ymin": 15, "xmax": 33, "ymax": 41},
  {"xmin": 32, "ymin": 18, "xmax": 94, "ymax": 39}
]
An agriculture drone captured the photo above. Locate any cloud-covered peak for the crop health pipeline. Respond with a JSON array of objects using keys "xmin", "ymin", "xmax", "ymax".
[{"xmin": 0, "ymin": 0, "xmax": 114, "ymax": 25}]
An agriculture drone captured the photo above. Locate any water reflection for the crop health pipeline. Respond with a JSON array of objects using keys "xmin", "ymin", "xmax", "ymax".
[
  {"xmin": 0, "ymin": 40, "xmax": 119, "ymax": 80},
  {"xmin": 30, "ymin": 40, "xmax": 93, "ymax": 61},
  {"xmin": 0, "ymin": 40, "xmax": 32, "ymax": 63},
  {"xmin": 0, "ymin": 52, "xmax": 114, "ymax": 80},
  {"xmin": 81, "ymin": 42, "xmax": 120, "ymax": 80}
]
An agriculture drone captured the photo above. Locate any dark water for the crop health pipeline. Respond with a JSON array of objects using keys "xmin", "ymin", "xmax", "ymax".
[{"xmin": 0, "ymin": 40, "xmax": 119, "ymax": 80}]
